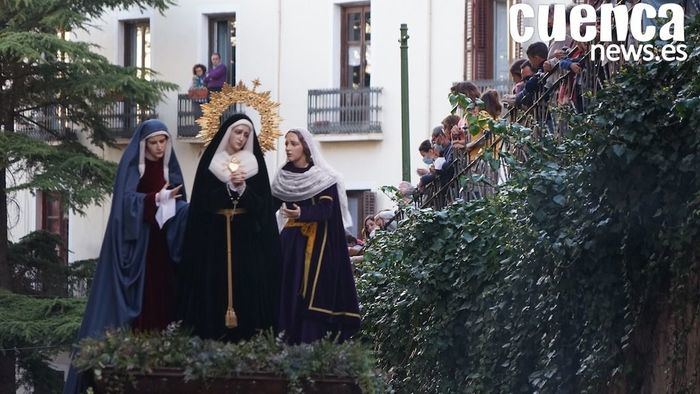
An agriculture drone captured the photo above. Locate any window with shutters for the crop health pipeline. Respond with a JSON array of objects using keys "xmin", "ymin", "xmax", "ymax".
[
  {"xmin": 465, "ymin": 0, "xmax": 513, "ymax": 81},
  {"xmin": 307, "ymin": 3, "xmax": 381, "ymax": 137},
  {"xmin": 118, "ymin": 19, "xmax": 155, "ymax": 137},
  {"xmin": 493, "ymin": 0, "xmax": 509, "ymax": 81},
  {"xmin": 471, "ymin": 0, "xmax": 494, "ymax": 80},
  {"xmin": 464, "ymin": 0, "xmax": 473, "ymax": 80}
]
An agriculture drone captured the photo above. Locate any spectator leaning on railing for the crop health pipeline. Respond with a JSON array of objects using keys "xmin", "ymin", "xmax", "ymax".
[
  {"xmin": 442, "ymin": 114, "xmax": 464, "ymax": 149},
  {"xmin": 509, "ymin": 59, "xmax": 527, "ymax": 93},
  {"xmin": 556, "ymin": 34, "xmax": 588, "ymax": 113},
  {"xmin": 451, "ymin": 81, "xmax": 480, "ymax": 101},
  {"xmin": 374, "ymin": 210, "xmax": 397, "ymax": 233},
  {"xmin": 362, "ymin": 215, "xmax": 378, "ymax": 240},
  {"xmin": 504, "ymin": 59, "xmax": 527, "ymax": 107},
  {"xmin": 430, "ymin": 126, "xmax": 455, "ymax": 185},
  {"xmin": 188, "ymin": 63, "xmax": 208, "ymax": 117},
  {"xmin": 543, "ymin": 4, "xmax": 574, "ymax": 76},
  {"xmin": 417, "ymin": 139, "xmax": 439, "ymax": 191},
  {"xmin": 515, "ymin": 42, "xmax": 548, "ymax": 109},
  {"xmin": 204, "ymin": 52, "xmax": 227, "ymax": 93},
  {"xmin": 515, "ymin": 61, "xmax": 534, "ymax": 96}
]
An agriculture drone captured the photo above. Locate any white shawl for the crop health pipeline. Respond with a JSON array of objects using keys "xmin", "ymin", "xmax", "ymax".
[{"xmin": 271, "ymin": 128, "xmax": 353, "ymax": 230}]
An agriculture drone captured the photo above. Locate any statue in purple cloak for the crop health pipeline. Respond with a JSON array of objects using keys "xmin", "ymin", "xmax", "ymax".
[
  {"xmin": 271, "ymin": 128, "xmax": 361, "ymax": 344},
  {"xmin": 63, "ymin": 119, "xmax": 189, "ymax": 394}
]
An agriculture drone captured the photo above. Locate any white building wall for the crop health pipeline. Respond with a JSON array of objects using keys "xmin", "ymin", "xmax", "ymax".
[
  {"xmin": 11, "ymin": 0, "xmax": 517, "ymax": 262},
  {"xmin": 7, "ymin": 188, "xmax": 36, "ymax": 244}
]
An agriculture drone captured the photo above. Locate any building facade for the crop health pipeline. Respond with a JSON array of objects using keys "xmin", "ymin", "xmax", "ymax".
[{"xmin": 10, "ymin": 0, "xmax": 548, "ymax": 262}]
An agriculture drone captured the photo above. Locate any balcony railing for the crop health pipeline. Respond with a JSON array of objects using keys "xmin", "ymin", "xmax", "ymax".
[
  {"xmin": 393, "ymin": 3, "xmax": 642, "ymax": 225},
  {"xmin": 469, "ymin": 79, "xmax": 513, "ymax": 99},
  {"xmin": 15, "ymin": 101, "xmax": 155, "ymax": 142},
  {"xmin": 15, "ymin": 105, "xmax": 77, "ymax": 141},
  {"xmin": 100, "ymin": 101, "xmax": 157, "ymax": 140},
  {"xmin": 177, "ymin": 94, "xmax": 241, "ymax": 139},
  {"xmin": 307, "ymin": 87, "xmax": 382, "ymax": 134}
]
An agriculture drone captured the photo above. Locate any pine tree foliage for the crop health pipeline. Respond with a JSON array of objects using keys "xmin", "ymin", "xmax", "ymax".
[
  {"xmin": 0, "ymin": 0, "xmax": 178, "ymax": 291},
  {"xmin": 0, "ymin": 1, "xmax": 176, "ymax": 389},
  {"xmin": 0, "ymin": 0, "xmax": 178, "ymax": 214},
  {"xmin": 0, "ymin": 289, "xmax": 85, "ymax": 350},
  {"xmin": 2, "ymin": 133, "xmax": 116, "ymax": 212},
  {"xmin": 0, "ymin": 289, "xmax": 87, "ymax": 392},
  {"xmin": 0, "ymin": 0, "xmax": 177, "ymax": 145}
]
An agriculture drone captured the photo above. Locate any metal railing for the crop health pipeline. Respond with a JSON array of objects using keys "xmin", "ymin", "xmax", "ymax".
[
  {"xmin": 15, "ymin": 101, "xmax": 156, "ymax": 141},
  {"xmin": 16, "ymin": 95, "xmax": 253, "ymax": 143},
  {"xmin": 100, "ymin": 100, "xmax": 157, "ymax": 139},
  {"xmin": 15, "ymin": 105, "xmax": 77, "ymax": 141},
  {"xmin": 177, "ymin": 93, "xmax": 241, "ymax": 138},
  {"xmin": 470, "ymin": 79, "xmax": 513, "ymax": 99},
  {"xmin": 399, "ymin": 3, "xmax": 638, "ymax": 221},
  {"xmin": 307, "ymin": 87, "xmax": 382, "ymax": 134}
]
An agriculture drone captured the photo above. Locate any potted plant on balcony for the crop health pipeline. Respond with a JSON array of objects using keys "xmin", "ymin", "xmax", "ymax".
[
  {"xmin": 187, "ymin": 87, "xmax": 209, "ymax": 101},
  {"xmin": 73, "ymin": 325, "xmax": 389, "ymax": 393}
]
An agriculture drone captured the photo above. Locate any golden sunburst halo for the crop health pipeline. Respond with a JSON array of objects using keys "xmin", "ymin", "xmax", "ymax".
[{"xmin": 196, "ymin": 79, "xmax": 282, "ymax": 152}]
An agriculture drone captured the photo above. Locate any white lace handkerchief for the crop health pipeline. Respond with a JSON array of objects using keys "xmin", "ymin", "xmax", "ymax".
[{"xmin": 155, "ymin": 190, "xmax": 176, "ymax": 229}]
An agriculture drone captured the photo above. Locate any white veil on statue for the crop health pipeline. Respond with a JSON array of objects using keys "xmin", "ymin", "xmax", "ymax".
[{"xmin": 207, "ymin": 118, "xmax": 259, "ymax": 183}]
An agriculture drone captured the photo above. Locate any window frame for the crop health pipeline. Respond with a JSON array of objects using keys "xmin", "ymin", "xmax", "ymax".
[
  {"xmin": 36, "ymin": 191, "xmax": 69, "ymax": 264},
  {"xmin": 208, "ymin": 14, "xmax": 237, "ymax": 85},
  {"xmin": 123, "ymin": 19, "xmax": 150, "ymax": 71},
  {"xmin": 340, "ymin": 4, "xmax": 371, "ymax": 89}
]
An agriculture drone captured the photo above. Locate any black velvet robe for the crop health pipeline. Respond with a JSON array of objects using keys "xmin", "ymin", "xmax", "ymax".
[{"xmin": 177, "ymin": 114, "xmax": 281, "ymax": 342}]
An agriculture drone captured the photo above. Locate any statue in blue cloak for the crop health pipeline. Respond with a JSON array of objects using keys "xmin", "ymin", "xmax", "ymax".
[{"xmin": 63, "ymin": 119, "xmax": 189, "ymax": 394}]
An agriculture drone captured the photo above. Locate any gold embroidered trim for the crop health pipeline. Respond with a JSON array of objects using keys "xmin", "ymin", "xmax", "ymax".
[
  {"xmin": 307, "ymin": 223, "xmax": 361, "ymax": 319},
  {"xmin": 284, "ymin": 219, "xmax": 317, "ymax": 297}
]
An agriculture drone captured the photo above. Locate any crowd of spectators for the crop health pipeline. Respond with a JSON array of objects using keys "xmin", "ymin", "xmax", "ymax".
[{"xmin": 352, "ymin": 3, "xmax": 591, "ymax": 258}]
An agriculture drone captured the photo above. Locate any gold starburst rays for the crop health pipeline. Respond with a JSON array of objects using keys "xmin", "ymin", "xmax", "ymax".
[{"xmin": 196, "ymin": 79, "xmax": 282, "ymax": 152}]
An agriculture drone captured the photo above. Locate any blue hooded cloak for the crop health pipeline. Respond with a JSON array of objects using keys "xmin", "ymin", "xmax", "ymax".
[{"xmin": 63, "ymin": 119, "xmax": 188, "ymax": 394}]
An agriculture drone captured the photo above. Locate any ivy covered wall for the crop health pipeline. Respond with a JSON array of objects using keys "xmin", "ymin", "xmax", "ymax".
[{"xmin": 358, "ymin": 18, "xmax": 700, "ymax": 394}]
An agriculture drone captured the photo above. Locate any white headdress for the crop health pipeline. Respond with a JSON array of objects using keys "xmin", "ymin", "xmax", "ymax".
[
  {"xmin": 208, "ymin": 118, "xmax": 259, "ymax": 183},
  {"xmin": 271, "ymin": 128, "xmax": 353, "ymax": 230},
  {"xmin": 138, "ymin": 130, "xmax": 171, "ymax": 181}
]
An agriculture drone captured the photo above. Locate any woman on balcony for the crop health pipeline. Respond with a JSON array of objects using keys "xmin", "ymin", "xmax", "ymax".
[
  {"xmin": 189, "ymin": 63, "xmax": 208, "ymax": 118},
  {"xmin": 272, "ymin": 128, "xmax": 361, "ymax": 344},
  {"xmin": 177, "ymin": 113, "xmax": 281, "ymax": 343}
]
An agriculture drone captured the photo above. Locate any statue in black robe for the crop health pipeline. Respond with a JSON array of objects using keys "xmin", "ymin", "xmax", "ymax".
[{"xmin": 177, "ymin": 113, "xmax": 281, "ymax": 342}]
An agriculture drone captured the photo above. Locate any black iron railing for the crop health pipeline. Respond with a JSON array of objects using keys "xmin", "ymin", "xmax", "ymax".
[
  {"xmin": 15, "ymin": 105, "xmax": 77, "ymax": 141},
  {"xmin": 470, "ymin": 79, "xmax": 512, "ymax": 99},
  {"xmin": 396, "ymin": 2, "xmax": 636, "ymax": 223},
  {"xmin": 307, "ymin": 87, "xmax": 382, "ymax": 134},
  {"xmin": 177, "ymin": 94, "xmax": 241, "ymax": 139},
  {"xmin": 100, "ymin": 100, "xmax": 157, "ymax": 139},
  {"xmin": 15, "ymin": 102, "xmax": 156, "ymax": 141}
]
